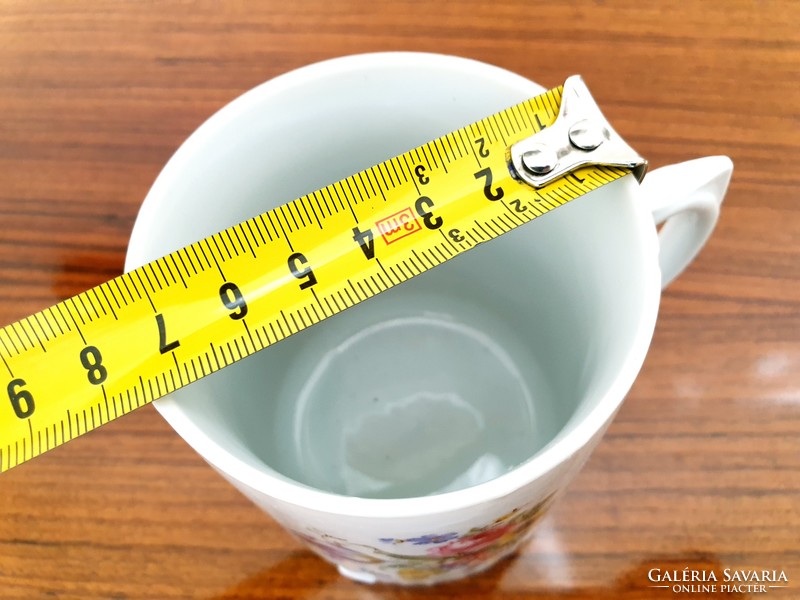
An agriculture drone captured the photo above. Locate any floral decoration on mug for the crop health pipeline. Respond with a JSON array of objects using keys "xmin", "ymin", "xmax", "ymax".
[{"xmin": 292, "ymin": 493, "xmax": 555, "ymax": 582}]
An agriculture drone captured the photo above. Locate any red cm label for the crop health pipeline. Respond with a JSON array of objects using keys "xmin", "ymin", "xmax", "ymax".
[{"xmin": 376, "ymin": 207, "xmax": 422, "ymax": 245}]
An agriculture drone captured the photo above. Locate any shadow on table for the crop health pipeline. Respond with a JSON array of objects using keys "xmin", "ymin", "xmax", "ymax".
[{"xmin": 211, "ymin": 550, "xmax": 747, "ymax": 599}]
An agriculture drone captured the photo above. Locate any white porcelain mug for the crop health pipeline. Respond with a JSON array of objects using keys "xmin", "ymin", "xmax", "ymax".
[{"xmin": 125, "ymin": 53, "xmax": 733, "ymax": 585}]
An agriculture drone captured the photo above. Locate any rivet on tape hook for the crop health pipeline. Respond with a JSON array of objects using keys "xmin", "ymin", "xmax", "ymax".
[{"xmin": 509, "ymin": 75, "xmax": 648, "ymax": 189}]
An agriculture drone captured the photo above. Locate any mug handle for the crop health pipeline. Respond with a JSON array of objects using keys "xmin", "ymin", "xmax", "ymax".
[{"xmin": 639, "ymin": 155, "xmax": 734, "ymax": 289}]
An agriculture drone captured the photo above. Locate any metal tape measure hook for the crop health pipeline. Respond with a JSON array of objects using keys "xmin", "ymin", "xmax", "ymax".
[{"xmin": 509, "ymin": 75, "xmax": 648, "ymax": 188}]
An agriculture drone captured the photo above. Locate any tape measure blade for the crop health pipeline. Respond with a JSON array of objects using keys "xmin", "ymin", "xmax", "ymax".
[{"xmin": 0, "ymin": 83, "xmax": 636, "ymax": 473}]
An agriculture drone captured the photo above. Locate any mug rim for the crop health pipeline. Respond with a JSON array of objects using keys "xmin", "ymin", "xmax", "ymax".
[{"xmin": 125, "ymin": 51, "xmax": 661, "ymax": 518}]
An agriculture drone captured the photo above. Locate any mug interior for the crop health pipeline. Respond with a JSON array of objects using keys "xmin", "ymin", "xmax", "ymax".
[{"xmin": 126, "ymin": 53, "xmax": 659, "ymax": 506}]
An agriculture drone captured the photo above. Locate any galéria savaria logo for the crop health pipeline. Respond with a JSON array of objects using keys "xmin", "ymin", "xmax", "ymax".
[{"xmin": 648, "ymin": 567, "xmax": 790, "ymax": 594}]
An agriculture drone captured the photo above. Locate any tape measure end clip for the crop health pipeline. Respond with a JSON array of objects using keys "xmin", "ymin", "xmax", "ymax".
[{"xmin": 509, "ymin": 75, "xmax": 647, "ymax": 189}]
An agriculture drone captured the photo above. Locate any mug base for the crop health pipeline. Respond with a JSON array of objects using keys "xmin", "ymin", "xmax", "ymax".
[{"xmin": 337, "ymin": 565, "xmax": 379, "ymax": 584}]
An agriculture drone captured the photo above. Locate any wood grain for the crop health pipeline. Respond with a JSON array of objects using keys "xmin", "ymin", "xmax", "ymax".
[{"xmin": 0, "ymin": 1, "xmax": 798, "ymax": 598}]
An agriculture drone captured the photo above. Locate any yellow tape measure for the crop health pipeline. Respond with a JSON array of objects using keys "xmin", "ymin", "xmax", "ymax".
[{"xmin": 0, "ymin": 75, "xmax": 645, "ymax": 472}]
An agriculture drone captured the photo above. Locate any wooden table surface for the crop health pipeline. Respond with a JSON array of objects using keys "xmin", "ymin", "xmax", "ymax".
[{"xmin": 0, "ymin": 1, "xmax": 798, "ymax": 598}]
